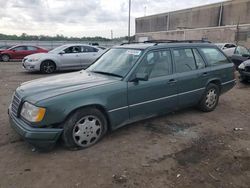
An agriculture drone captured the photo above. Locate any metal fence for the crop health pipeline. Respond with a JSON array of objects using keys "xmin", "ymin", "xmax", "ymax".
[{"xmin": 0, "ymin": 40, "xmax": 120, "ymax": 50}]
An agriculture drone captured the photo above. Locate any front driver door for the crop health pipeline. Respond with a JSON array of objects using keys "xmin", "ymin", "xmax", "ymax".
[
  {"xmin": 128, "ymin": 49, "xmax": 178, "ymax": 120},
  {"xmin": 59, "ymin": 46, "xmax": 81, "ymax": 70}
]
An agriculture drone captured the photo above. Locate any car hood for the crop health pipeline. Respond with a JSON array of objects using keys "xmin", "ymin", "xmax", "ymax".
[
  {"xmin": 16, "ymin": 71, "xmax": 119, "ymax": 103},
  {"xmin": 242, "ymin": 59, "xmax": 250, "ymax": 66},
  {"xmin": 24, "ymin": 53, "xmax": 49, "ymax": 59}
]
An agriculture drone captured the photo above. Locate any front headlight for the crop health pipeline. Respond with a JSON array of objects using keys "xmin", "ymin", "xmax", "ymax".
[
  {"xmin": 238, "ymin": 63, "xmax": 246, "ymax": 70},
  {"xmin": 28, "ymin": 58, "xmax": 39, "ymax": 62},
  {"xmin": 20, "ymin": 102, "xmax": 46, "ymax": 122}
]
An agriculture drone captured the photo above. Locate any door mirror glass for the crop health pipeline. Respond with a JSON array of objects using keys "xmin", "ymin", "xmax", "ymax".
[{"xmin": 131, "ymin": 73, "xmax": 149, "ymax": 82}]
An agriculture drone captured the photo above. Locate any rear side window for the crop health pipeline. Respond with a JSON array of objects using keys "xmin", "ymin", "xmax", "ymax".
[
  {"xmin": 173, "ymin": 48, "xmax": 196, "ymax": 73},
  {"xmin": 193, "ymin": 49, "xmax": 206, "ymax": 69},
  {"xmin": 200, "ymin": 48, "xmax": 229, "ymax": 65},
  {"xmin": 82, "ymin": 46, "xmax": 98, "ymax": 52},
  {"xmin": 27, "ymin": 46, "xmax": 38, "ymax": 51}
]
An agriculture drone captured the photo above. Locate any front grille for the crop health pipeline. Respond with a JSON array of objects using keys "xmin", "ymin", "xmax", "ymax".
[{"xmin": 11, "ymin": 92, "xmax": 22, "ymax": 117}]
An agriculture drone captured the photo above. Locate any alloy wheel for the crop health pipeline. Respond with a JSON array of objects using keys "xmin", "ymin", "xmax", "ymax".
[{"xmin": 42, "ymin": 62, "xmax": 55, "ymax": 73}]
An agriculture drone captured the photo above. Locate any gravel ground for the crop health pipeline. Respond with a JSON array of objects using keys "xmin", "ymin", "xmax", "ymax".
[{"xmin": 0, "ymin": 62, "xmax": 249, "ymax": 188}]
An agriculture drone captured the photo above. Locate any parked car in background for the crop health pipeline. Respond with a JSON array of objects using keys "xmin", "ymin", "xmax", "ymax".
[
  {"xmin": 0, "ymin": 45, "xmax": 48, "ymax": 62},
  {"xmin": 223, "ymin": 45, "xmax": 250, "ymax": 69},
  {"xmin": 8, "ymin": 41, "xmax": 235, "ymax": 150},
  {"xmin": 238, "ymin": 60, "xmax": 250, "ymax": 82},
  {"xmin": 22, "ymin": 44, "xmax": 105, "ymax": 74},
  {"xmin": 215, "ymin": 43, "xmax": 236, "ymax": 50}
]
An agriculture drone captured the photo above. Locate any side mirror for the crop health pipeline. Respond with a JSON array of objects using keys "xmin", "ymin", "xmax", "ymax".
[
  {"xmin": 130, "ymin": 73, "xmax": 149, "ymax": 82},
  {"xmin": 242, "ymin": 54, "xmax": 250, "ymax": 58},
  {"xmin": 59, "ymin": 51, "xmax": 65, "ymax": 55}
]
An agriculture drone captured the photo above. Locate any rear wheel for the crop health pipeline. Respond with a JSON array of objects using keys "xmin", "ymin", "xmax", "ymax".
[
  {"xmin": 198, "ymin": 83, "xmax": 220, "ymax": 112},
  {"xmin": 40, "ymin": 60, "xmax": 56, "ymax": 74},
  {"xmin": 62, "ymin": 108, "xmax": 108, "ymax": 150},
  {"xmin": 1, "ymin": 54, "xmax": 10, "ymax": 62}
]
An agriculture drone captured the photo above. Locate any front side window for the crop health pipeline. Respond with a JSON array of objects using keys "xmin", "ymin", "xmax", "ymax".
[
  {"xmin": 13, "ymin": 46, "xmax": 27, "ymax": 51},
  {"xmin": 136, "ymin": 50, "xmax": 172, "ymax": 79},
  {"xmin": 200, "ymin": 48, "xmax": 229, "ymax": 65},
  {"xmin": 173, "ymin": 48, "xmax": 196, "ymax": 73},
  {"xmin": 88, "ymin": 48, "xmax": 142, "ymax": 77},
  {"xmin": 64, "ymin": 46, "xmax": 81, "ymax": 53}
]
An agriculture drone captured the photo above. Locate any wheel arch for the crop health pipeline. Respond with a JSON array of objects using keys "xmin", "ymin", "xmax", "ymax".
[
  {"xmin": 40, "ymin": 59, "xmax": 58, "ymax": 70},
  {"xmin": 62, "ymin": 104, "xmax": 111, "ymax": 131},
  {"xmin": 206, "ymin": 78, "xmax": 222, "ymax": 92}
]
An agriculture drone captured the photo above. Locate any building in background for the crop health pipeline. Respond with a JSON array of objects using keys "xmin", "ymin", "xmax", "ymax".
[{"xmin": 135, "ymin": 0, "xmax": 250, "ymax": 47}]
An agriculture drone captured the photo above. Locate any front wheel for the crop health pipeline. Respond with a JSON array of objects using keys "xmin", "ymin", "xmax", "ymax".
[
  {"xmin": 198, "ymin": 83, "xmax": 220, "ymax": 112},
  {"xmin": 62, "ymin": 108, "xmax": 108, "ymax": 150},
  {"xmin": 40, "ymin": 61, "xmax": 56, "ymax": 74}
]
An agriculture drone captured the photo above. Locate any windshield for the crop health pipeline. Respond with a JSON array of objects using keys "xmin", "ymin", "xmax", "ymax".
[
  {"xmin": 49, "ymin": 45, "xmax": 67, "ymax": 54},
  {"xmin": 87, "ymin": 48, "xmax": 143, "ymax": 77}
]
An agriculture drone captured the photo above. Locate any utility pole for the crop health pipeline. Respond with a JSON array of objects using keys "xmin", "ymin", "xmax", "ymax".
[
  {"xmin": 111, "ymin": 30, "xmax": 113, "ymax": 40},
  {"xmin": 128, "ymin": 0, "xmax": 131, "ymax": 43}
]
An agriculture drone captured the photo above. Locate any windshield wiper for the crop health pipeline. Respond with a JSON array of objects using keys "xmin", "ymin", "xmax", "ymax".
[{"xmin": 91, "ymin": 71, "xmax": 123, "ymax": 78}]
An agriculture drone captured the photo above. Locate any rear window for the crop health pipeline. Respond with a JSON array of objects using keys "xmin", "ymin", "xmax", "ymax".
[{"xmin": 200, "ymin": 48, "xmax": 229, "ymax": 66}]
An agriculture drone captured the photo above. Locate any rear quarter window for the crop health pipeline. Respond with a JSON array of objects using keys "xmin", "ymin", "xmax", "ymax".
[{"xmin": 200, "ymin": 48, "xmax": 230, "ymax": 66}]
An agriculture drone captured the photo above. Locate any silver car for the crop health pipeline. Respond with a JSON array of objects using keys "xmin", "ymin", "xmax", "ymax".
[{"xmin": 22, "ymin": 44, "xmax": 105, "ymax": 73}]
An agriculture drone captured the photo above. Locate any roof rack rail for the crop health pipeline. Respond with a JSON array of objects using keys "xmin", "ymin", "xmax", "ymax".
[
  {"xmin": 120, "ymin": 42, "xmax": 142, "ymax": 46},
  {"xmin": 144, "ymin": 39, "xmax": 212, "ymax": 44}
]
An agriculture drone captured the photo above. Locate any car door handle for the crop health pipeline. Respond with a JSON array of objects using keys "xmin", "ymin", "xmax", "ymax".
[{"xmin": 168, "ymin": 79, "xmax": 177, "ymax": 85}]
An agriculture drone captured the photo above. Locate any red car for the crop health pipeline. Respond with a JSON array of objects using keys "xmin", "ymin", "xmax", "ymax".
[{"xmin": 0, "ymin": 45, "xmax": 48, "ymax": 62}]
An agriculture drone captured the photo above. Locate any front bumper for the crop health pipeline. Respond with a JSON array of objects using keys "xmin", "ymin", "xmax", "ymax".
[
  {"xmin": 22, "ymin": 59, "xmax": 40, "ymax": 71},
  {"xmin": 8, "ymin": 107, "xmax": 63, "ymax": 149}
]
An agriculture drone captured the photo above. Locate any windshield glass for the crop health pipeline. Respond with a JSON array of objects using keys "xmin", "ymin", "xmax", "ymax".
[
  {"xmin": 87, "ymin": 48, "xmax": 143, "ymax": 77},
  {"xmin": 49, "ymin": 45, "xmax": 67, "ymax": 53}
]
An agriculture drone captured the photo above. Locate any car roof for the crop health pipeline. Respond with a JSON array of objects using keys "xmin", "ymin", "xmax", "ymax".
[
  {"xmin": 61, "ymin": 44, "xmax": 99, "ymax": 48},
  {"xmin": 114, "ymin": 42, "xmax": 218, "ymax": 50}
]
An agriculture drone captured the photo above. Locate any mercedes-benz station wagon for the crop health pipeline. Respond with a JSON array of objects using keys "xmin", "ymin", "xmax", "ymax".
[{"xmin": 8, "ymin": 41, "xmax": 236, "ymax": 150}]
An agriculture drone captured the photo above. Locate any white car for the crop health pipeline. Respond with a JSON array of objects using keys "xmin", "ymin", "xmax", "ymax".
[
  {"xmin": 215, "ymin": 43, "xmax": 236, "ymax": 50},
  {"xmin": 22, "ymin": 44, "xmax": 106, "ymax": 73}
]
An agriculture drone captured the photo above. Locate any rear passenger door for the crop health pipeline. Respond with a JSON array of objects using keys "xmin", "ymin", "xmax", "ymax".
[
  {"xmin": 128, "ymin": 49, "xmax": 178, "ymax": 120},
  {"xmin": 172, "ymin": 48, "xmax": 207, "ymax": 108},
  {"xmin": 79, "ymin": 46, "xmax": 100, "ymax": 68}
]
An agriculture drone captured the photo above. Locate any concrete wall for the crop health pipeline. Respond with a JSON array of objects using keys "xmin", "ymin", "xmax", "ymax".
[
  {"xmin": 135, "ymin": 0, "xmax": 250, "ymax": 47},
  {"xmin": 136, "ymin": 0, "xmax": 250, "ymax": 33},
  {"xmin": 136, "ymin": 24, "xmax": 250, "ymax": 47}
]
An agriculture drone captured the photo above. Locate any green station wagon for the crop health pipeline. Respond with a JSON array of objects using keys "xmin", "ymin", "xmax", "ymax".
[{"xmin": 8, "ymin": 41, "xmax": 236, "ymax": 150}]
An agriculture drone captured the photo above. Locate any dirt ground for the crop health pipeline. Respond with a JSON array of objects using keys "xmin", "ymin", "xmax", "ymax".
[{"xmin": 0, "ymin": 62, "xmax": 249, "ymax": 188}]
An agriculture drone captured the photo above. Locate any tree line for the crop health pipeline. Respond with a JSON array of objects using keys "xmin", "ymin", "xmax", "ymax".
[{"xmin": 0, "ymin": 33, "xmax": 134, "ymax": 42}]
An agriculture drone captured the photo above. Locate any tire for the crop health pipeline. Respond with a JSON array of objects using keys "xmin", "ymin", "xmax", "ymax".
[
  {"xmin": 1, "ymin": 54, "xmax": 10, "ymax": 62},
  {"xmin": 40, "ymin": 60, "xmax": 56, "ymax": 74},
  {"xmin": 62, "ymin": 107, "xmax": 108, "ymax": 150},
  {"xmin": 239, "ymin": 75, "xmax": 248, "ymax": 83},
  {"xmin": 198, "ymin": 83, "xmax": 220, "ymax": 112}
]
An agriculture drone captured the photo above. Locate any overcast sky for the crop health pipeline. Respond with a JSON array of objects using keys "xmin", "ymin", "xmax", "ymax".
[{"xmin": 0, "ymin": 0, "xmax": 225, "ymax": 38}]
